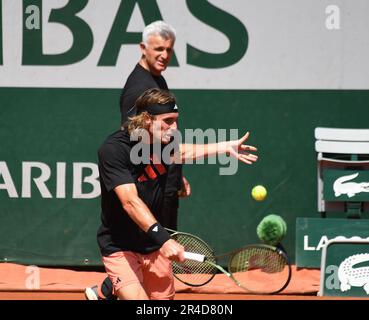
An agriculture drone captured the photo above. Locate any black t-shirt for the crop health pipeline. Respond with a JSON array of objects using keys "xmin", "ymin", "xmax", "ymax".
[
  {"xmin": 120, "ymin": 63, "xmax": 169, "ymax": 125},
  {"xmin": 96, "ymin": 130, "xmax": 168, "ymax": 256},
  {"xmin": 119, "ymin": 63, "xmax": 182, "ymax": 194}
]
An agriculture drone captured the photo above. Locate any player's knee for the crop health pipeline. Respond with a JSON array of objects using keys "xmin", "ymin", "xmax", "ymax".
[{"xmin": 116, "ymin": 284, "xmax": 149, "ymax": 300}]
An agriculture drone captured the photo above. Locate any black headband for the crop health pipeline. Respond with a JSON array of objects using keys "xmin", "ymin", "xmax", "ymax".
[{"xmin": 137, "ymin": 103, "xmax": 178, "ymax": 115}]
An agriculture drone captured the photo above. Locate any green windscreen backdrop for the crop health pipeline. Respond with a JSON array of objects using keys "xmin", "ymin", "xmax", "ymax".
[
  {"xmin": 1, "ymin": 89, "xmax": 369, "ymax": 266},
  {"xmin": 1, "ymin": 1, "xmax": 369, "ymax": 266}
]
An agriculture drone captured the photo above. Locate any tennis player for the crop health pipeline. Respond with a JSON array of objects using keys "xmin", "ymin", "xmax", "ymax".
[
  {"xmin": 95, "ymin": 88, "xmax": 258, "ymax": 300},
  {"xmin": 85, "ymin": 21, "xmax": 189, "ymax": 300}
]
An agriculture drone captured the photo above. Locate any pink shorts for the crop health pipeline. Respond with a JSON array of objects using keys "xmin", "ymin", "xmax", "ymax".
[{"xmin": 102, "ymin": 250, "xmax": 175, "ymax": 300}]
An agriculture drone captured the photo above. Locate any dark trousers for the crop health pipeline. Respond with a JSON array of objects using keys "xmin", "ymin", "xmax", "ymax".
[{"xmin": 159, "ymin": 192, "xmax": 179, "ymax": 230}]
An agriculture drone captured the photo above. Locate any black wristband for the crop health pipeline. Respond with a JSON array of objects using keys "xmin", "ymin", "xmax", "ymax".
[{"xmin": 147, "ymin": 223, "xmax": 171, "ymax": 246}]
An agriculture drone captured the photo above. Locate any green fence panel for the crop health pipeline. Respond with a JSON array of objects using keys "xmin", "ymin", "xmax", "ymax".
[{"xmin": 1, "ymin": 89, "xmax": 369, "ymax": 265}]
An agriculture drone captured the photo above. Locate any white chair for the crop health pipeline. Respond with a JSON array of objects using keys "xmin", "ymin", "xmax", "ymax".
[
  {"xmin": 318, "ymin": 236, "xmax": 369, "ymax": 297},
  {"xmin": 315, "ymin": 127, "xmax": 369, "ymax": 218}
]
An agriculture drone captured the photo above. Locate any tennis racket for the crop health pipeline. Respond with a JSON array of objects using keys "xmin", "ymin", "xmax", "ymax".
[{"xmin": 167, "ymin": 228, "xmax": 292, "ymax": 294}]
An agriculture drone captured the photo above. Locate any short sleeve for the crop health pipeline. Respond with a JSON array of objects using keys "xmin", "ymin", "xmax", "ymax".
[{"xmin": 98, "ymin": 142, "xmax": 135, "ymax": 192}]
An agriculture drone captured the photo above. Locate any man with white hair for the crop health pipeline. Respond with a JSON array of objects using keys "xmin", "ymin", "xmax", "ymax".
[
  {"xmin": 120, "ymin": 20, "xmax": 189, "ymax": 234},
  {"xmin": 119, "ymin": 20, "xmax": 177, "ymax": 122}
]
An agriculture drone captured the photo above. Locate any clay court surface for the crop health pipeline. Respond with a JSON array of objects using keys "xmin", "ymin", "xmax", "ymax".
[
  {"xmin": 0, "ymin": 263, "xmax": 367, "ymax": 300},
  {"xmin": 0, "ymin": 291, "xmax": 364, "ymax": 300}
]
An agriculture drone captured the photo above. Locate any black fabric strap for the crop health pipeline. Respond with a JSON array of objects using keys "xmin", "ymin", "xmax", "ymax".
[
  {"xmin": 147, "ymin": 223, "xmax": 171, "ymax": 246},
  {"xmin": 138, "ymin": 103, "xmax": 178, "ymax": 115}
]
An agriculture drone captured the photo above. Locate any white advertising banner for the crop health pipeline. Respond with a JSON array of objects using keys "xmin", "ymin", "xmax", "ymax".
[{"xmin": 1, "ymin": 0, "xmax": 369, "ymax": 89}]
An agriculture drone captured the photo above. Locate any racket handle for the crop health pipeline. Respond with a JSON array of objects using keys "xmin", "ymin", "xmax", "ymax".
[{"xmin": 184, "ymin": 252, "xmax": 205, "ymax": 262}]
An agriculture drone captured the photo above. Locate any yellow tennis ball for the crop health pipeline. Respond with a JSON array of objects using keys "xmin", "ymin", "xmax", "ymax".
[{"xmin": 251, "ymin": 185, "xmax": 267, "ymax": 201}]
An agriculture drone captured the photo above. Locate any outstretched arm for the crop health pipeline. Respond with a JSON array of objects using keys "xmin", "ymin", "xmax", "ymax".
[{"xmin": 179, "ymin": 132, "xmax": 258, "ymax": 164}]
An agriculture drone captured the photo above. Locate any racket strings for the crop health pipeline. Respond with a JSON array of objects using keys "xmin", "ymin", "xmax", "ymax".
[
  {"xmin": 171, "ymin": 233, "xmax": 217, "ymax": 286},
  {"xmin": 229, "ymin": 246, "xmax": 290, "ymax": 293},
  {"xmin": 230, "ymin": 247, "xmax": 286, "ymax": 273}
]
